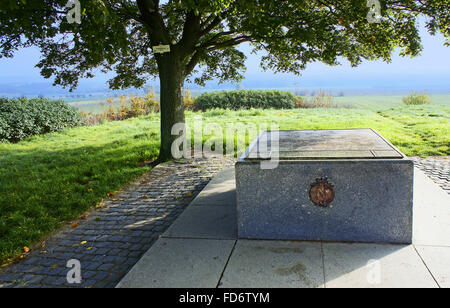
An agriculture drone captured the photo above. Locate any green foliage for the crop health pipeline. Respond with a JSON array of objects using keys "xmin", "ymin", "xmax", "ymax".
[
  {"xmin": 1, "ymin": 1, "xmax": 448, "ymax": 90},
  {"xmin": 195, "ymin": 90, "xmax": 296, "ymax": 110},
  {"xmin": 0, "ymin": 97, "xmax": 83, "ymax": 142},
  {"xmin": 377, "ymin": 104, "xmax": 449, "ymax": 156},
  {"xmin": 402, "ymin": 92, "xmax": 432, "ymax": 106}
]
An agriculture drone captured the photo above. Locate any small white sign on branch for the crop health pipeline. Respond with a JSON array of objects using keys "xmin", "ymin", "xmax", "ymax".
[{"xmin": 153, "ymin": 45, "xmax": 171, "ymax": 54}]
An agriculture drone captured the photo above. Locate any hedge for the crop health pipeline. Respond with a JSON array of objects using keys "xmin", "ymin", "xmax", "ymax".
[
  {"xmin": 194, "ymin": 90, "xmax": 296, "ymax": 111},
  {"xmin": 0, "ymin": 97, "xmax": 83, "ymax": 142}
]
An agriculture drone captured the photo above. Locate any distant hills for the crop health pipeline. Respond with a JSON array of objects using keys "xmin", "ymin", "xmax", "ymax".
[{"xmin": 0, "ymin": 74, "xmax": 449, "ymax": 99}]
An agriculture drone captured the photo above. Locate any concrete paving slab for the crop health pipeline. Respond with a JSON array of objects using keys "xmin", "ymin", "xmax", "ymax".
[
  {"xmin": 116, "ymin": 166, "xmax": 450, "ymax": 289},
  {"xmin": 413, "ymin": 169, "xmax": 450, "ymax": 246},
  {"xmin": 323, "ymin": 243, "xmax": 437, "ymax": 288},
  {"xmin": 206, "ymin": 167, "xmax": 235, "ymax": 186},
  {"xmin": 190, "ymin": 168, "xmax": 236, "ymax": 207},
  {"xmin": 162, "ymin": 205, "xmax": 237, "ymax": 240},
  {"xmin": 219, "ymin": 240, "xmax": 324, "ymax": 288},
  {"xmin": 116, "ymin": 238, "xmax": 235, "ymax": 288},
  {"xmin": 416, "ymin": 246, "xmax": 450, "ymax": 288}
]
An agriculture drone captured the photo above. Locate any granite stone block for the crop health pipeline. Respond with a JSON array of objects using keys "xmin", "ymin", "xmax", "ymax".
[{"xmin": 236, "ymin": 130, "xmax": 414, "ymax": 244}]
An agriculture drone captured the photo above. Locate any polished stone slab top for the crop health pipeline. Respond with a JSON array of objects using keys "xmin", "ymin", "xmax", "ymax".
[{"xmin": 244, "ymin": 129, "xmax": 403, "ymax": 160}]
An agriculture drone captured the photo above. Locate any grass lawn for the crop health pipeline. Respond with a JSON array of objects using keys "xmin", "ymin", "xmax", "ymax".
[
  {"xmin": 0, "ymin": 114, "xmax": 160, "ymax": 263},
  {"xmin": 0, "ymin": 99, "xmax": 449, "ymax": 263}
]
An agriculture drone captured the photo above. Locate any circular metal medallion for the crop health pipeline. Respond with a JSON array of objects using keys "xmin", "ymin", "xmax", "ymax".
[{"xmin": 309, "ymin": 178, "xmax": 335, "ymax": 207}]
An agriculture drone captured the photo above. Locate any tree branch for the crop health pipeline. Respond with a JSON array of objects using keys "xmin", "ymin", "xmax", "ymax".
[
  {"xmin": 136, "ymin": 0, "xmax": 170, "ymax": 45},
  {"xmin": 185, "ymin": 49, "xmax": 206, "ymax": 76},
  {"xmin": 198, "ymin": 34, "xmax": 252, "ymax": 51},
  {"xmin": 199, "ymin": 6, "xmax": 235, "ymax": 37},
  {"xmin": 205, "ymin": 36, "xmax": 252, "ymax": 51},
  {"xmin": 200, "ymin": 15, "xmax": 223, "ymax": 36},
  {"xmin": 177, "ymin": 10, "xmax": 202, "ymax": 54},
  {"xmin": 117, "ymin": 1, "xmax": 145, "ymax": 23}
]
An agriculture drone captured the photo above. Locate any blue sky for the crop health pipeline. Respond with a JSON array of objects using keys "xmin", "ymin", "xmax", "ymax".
[{"xmin": 0, "ymin": 21, "xmax": 449, "ymax": 95}]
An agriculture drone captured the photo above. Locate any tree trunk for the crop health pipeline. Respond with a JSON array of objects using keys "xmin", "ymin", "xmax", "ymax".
[{"xmin": 157, "ymin": 54, "xmax": 185, "ymax": 162}]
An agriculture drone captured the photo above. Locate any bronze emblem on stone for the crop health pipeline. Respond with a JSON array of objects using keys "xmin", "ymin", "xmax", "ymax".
[{"xmin": 309, "ymin": 178, "xmax": 335, "ymax": 207}]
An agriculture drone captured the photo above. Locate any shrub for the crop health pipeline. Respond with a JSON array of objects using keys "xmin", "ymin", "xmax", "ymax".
[
  {"xmin": 183, "ymin": 89, "xmax": 195, "ymax": 110},
  {"xmin": 130, "ymin": 92, "xmax": 159, "ymax": 116},
  {"xmin": 194, "ymin": 90, "xmax": 296, "ymax": 111},
  {"xmin": 293, "ymin": 90, "xmax": 337, "ymax": 108},
  {"xmin": 402, "ymin": 92, "xmax": 432, "ymax": 106},
  {"xmin": 79, "ymin": 111, "xmax": 108, "ymax": 126},
  {"xmin": 293, "ymin": 96, "xmax": 306, "ymax": 108},
  {"xmin": 81, "ymin": 89, "xmax": 161, "ymax": 125},
  {"xmin": 0, "ymin": 97, "xmax": 83, "ymax": 142},
  {"xmin": 126, "ymin": 90, "xmax": 159, "ymax": 118}
]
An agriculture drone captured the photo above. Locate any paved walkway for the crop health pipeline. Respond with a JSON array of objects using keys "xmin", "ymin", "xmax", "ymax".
[
  {"xmin": 411, "ymin": 157, "xmax": 449, "ymax": 194},
  {"xmin": 117, "ymin": 166, "xmax": 450, "ymax": 288},
  {"xmin": 0, "ymin": 156, "xmax": 447, "ymax": 288}
]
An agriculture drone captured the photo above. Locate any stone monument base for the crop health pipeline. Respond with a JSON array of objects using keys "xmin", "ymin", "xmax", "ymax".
[{"xmin": 235, "ymin": 129, "xmax": 413, "ymax": 244}]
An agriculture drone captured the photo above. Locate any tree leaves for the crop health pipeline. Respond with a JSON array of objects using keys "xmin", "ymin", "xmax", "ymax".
[{"xmin": 0, "ymin": 0, "xmax": 448, "ymax": 90}]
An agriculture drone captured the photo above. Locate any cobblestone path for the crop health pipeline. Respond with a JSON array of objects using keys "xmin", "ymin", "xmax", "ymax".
[
  {"xmin": 0, "ymin": 157, "xmax": 234, "ymax": 288},
  {"xmin": 411, "ymin": 157, "xmax": 449, "ymax": 194}
]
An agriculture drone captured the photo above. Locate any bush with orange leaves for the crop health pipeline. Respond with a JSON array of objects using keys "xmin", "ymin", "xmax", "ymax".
[
  {"xmin": 183, "ymin": 89, "xmax": 195, "ymax": 111},
  {"xmin": 294, "ymin": 90, "xmax": 338, "ymax": 109},
  {"xmin": 81, "ymin": 87, "xmax": 160, "ymax": 125}
]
